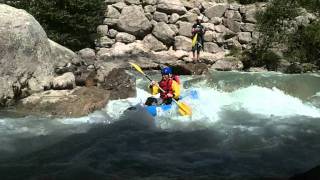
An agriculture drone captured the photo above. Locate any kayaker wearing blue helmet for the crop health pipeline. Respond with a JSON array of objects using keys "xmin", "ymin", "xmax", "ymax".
[{"xmin": 145, "ymin": 67, "xmax": 181, "ymax": 106}]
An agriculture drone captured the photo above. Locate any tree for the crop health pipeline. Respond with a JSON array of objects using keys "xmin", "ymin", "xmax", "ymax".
[{"xmin": 3, "ymin": 0, "xmax": 105, "ymax": 51}]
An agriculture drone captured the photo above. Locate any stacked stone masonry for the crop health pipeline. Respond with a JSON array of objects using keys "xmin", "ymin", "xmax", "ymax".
[{"xmin": 96, "ymin": 0, "xmax": 264, "ymax": 55}]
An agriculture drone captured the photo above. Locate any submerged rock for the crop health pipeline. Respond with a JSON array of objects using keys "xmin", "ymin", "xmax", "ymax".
[{"xmin": 16, "ymin": 87, "xmax": 110, "ymax": 117}]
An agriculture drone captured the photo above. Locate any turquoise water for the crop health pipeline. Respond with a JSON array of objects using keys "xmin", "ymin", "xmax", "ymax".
[{"xmin": 0, "ymin": 71, "xmax": 320, "ymax": 179}]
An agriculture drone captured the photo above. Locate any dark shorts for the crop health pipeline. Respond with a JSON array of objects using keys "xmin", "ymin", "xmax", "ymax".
[{"xmin": 192, "ymin": 40, "xmax": 203, "ymax": 53}]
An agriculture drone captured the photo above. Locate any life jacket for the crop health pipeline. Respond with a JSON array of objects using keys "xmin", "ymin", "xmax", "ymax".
[{"xmin": 159, "ymin": 78, "xmax": 173, "ymax": 100}]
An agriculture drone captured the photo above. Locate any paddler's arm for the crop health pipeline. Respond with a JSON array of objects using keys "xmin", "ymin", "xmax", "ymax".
[{"xmin": 171, "ymin": 80, "xmax": 180, "ymax": 99}]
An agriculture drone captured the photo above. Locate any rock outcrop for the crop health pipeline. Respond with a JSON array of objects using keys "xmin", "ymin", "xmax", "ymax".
[{"xmin": 0, "ymin": 4, "xmax": 54, "ymax": 106}]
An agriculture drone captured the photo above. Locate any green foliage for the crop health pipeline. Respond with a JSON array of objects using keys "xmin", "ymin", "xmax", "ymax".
[
  {"xmin": 296, "ymin": 0, "xmax": 320, "ymax": 14},
  {"xmin": 244, "ymin": 0, "xmax": 320, "ymax": 69},
  {"xmin": 287, "ymin": 21, "xmax": 320, "ymax": 64},
  {"xmin": 3, "ymin": 0, "xmax": 105, "ymax": 51},
  {"xmin": 241, "ymin": 48, "xmax": 281, "ymax": 70},
  {"xmin": 255, "ymin": 0, "xmax": 300, "ymax": 50},
  {"xmin": 237, "ymin": 0, "xmax": 268, "ymax": 4},
  {"xmin": 226, "ymin": 46, "xmax": 242, "ymax": 57}
]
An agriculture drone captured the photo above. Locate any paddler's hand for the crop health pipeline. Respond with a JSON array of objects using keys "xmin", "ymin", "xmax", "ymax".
[
  {"xmin": 150, "ymin": 81, "xmax": 158, "ymax": 86},
  {"xmin": 166, "ymin": 93, "xmax": 173, "ymax": 98}
]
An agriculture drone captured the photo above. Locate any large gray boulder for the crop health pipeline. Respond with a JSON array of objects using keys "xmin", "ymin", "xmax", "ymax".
[
  {"xmin": 205, "ymin": 4, "xmax": 228, "ymax": 18},
  {"xmin": 117, "ymin": 5, "xmax": 152, "ymax": 38},
  {"xmin": 152, "ymin": 22, "xmax": 175, "ymax": 45},
  {"xmin": 115, "ymin": 32, "xmax": 136, "ymax": 43},
  {"xmin": 174, "ymin": 36, "xmax": 192, "ymax": 51},
  {"xmin": 49, "ymin": 39, "xmax": 80, "ymax": 67},
  {"xmin": 177, "ymin": 21, "xmax": 193, "ymax": 38},
  {"xmin": 102, "ymin": 68, "xmax": 136, "ymax": 100},
  {"xmin": 105, "ymin": 5, "xmax": 120, "ymax": 19},
  {"xmin": 17, "ymin": 87, "xmax": 111, "ymax": 117},
  {"xmin": 142, "ymin": 34, "xmax": 167, "ymax": 51},
  {"xmin": 0, "ymin": 5, "xmax": 54, "ymax": 106},
  {"xmin": 211, "ymin": 57, "xmax": 244, "ymax": 71},
  {"xmin": 156, "ymin": 0, "xmax": 187, "ymax": 15},
  {"xmin": 52, "ymin": 72, "xmax": 76, "ymax": 90}
]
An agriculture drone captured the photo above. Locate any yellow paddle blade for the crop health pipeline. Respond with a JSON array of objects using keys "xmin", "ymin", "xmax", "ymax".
[
  {"xmin": 177, "ymin": 102, "xmax": 192, "ymax": 116},
  {"xmin": 191, "ymin": 33, "xmax": 198, "ymax": 47},
  {"xmin": 129, "ymin": 62, "xmax": 145, "ymax": 75}
]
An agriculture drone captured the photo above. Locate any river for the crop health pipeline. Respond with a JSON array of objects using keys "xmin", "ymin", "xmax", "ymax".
[{"xmin": 0, "ymin": 71, "xmax": 319, "ymax": 179}]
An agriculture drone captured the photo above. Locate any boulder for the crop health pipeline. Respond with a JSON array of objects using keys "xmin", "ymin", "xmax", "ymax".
[
  {"xmin": 105, "ymin": 0, "xmax": 123, "ymax": 4},
  {"xmin": 96, "ymin": 41, "xmax": 149, "ymax": 61},
  {"xmin": 223, "ymin": 18, "xmax": 241, "ymax": 33},
  {"xmin": 0, "ymin": 5, "xmax": 54, "ymax": 106},
  {"xmin": 78, "ymin": 48, "xmax": 96, "ymax": 62},
  {"xmin": 243, "ymin": 7, "xmax": 257, "ymax": 23},
  {"xmin": 142, "ymin": 34, "xmax": 167, "ymax": 51},
  {"xmin": 52, "ymin": 72, "xmax": 76, "ymax": 90},
  {"xmin": 75, "ymin": 70, "xmax": 97, "ymax": 87},
  {"xmin": 174, "ymin": 36, "xmax": 192, "ymax": 51},
  {"xmin": 117, "ymin": 6, "xmax": 152, "ymax": 38},
  {"xmin": 112, "ymin": 2, "xmax": 127, "ymax": 11},
  {"xmin": 169, "ymin": 24, "xmax": 179, "ymax": 34},
  {"xmin": 179, "ymin": 12, "xmax": 198, "ymax": 22},
  {"xmin": 125, "ymin": 0, "xmax": 141, "ymax": 5},
  {"xmin": 102, "ymin": 68, "xmax": 136, "ymax": 100},
  {"xmin": 211, "ymin": 57, "xmax": 243, "ymax": 71},
  {"xmin": 241, "ymin": 23, "xmax": 255, "ymax": 32},
  {"xmin": 153, "ymin": 11, "xmax": 169, "ymax": 23},
  {"xmin": 204, "ymin": 4, "xmax": 228, "ymax": 18},
  {"xmin": 97, "ymin": 25, "xmax": 109, "ymax": 36},
  {"xmin": 105, "ymin": 5, "xmax": 120, "ymax": 19},
  {"xmin": 17, "ymin": 87, "xmax": 110, "ymax": 117},
  {"xmin": 156, "ymin": 0, "xmax": 187, "ymax": 15},
  {"xmin": 49, "ymin": 39, "xmax": 80, "ymax": 67},
  {"xmin": 152, "ymin": 22, "xmax": 175, "ymax": 45},
  {"xmin": 142, "ymin": 0, "xmax": 157, "ymax": 5},
  {"xmin": 204, "ymin": 42, "xmax": 223, "ymax": 53},
  {"xmin": 144, "ymin": 5, "xmax": 156, "ymax": 14},
  {"xmin": 103, "ymin": 18, "xmax": 119, "ymax": 26},
  {"xmin": 199, "ymin": 51, "xmax": 226, "ymax": 64},
  {"xmin": 204, "ymin": 31, "xmax": 214, "ymax": 42},
  {"xmin": 238, "ymin": 32, "xmax": 252, "ymax": 44},
  {"xmin": 107, "ymin": 29, "xmax": 118, "ymax": 38},
  {"xmin": 178, "ymin": 63, "xmax": 209, "ymax": 75},
  {"xmin": 98, "ymin": 36, "xmax": 115, "ymax": 48},
  {"xmin": 115, "ymin": 32, "xmax": 136, "ymax": 43},
  {"xmin": 169, "ymin": 13, "xmax": 180, "ymax": 24},
  {"xmin": 224, "ymin": 10, "xmax": 242, "ymax": 22},
  {"xmin": 177, "ymin": 21, "xmax": 193, "ymax": 38}
]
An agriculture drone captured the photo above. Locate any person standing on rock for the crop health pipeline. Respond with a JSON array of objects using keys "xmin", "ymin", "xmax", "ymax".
[{"xmin": 191, "ymin": 16, "xmax": 206, "ymax": 63}]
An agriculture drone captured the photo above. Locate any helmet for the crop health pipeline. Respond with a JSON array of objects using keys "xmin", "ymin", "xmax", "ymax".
[{"xmin": 161, "ymin": 67, "xmax": 172, "ymax": 75}]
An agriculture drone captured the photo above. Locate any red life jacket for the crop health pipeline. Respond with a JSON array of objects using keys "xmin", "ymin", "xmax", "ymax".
[{"xmin": 159, "ymin": 78, "xmax": 173, "ymax": 100}]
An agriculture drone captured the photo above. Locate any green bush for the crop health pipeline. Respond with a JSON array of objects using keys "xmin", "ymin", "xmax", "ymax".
[
  {"xmin": 247, "ymin": 0, "xmax": 300, "ymax": 68},
  {"xmin": 241, "ymin": 48, "xmax": 281, "ymax": 70},
  {"xmin": 3, "ymin": 0, "xmax": 105, "ymax": 51},
  {"xmin": 237, "ymin": 0, "xmax": 268, "ymax": 4},
  {"xmin": 288, "ymin": 21, "xmax": 320, "ymax": 64}
]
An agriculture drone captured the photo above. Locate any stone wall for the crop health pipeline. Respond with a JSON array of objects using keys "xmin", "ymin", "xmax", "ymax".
[{"xmin": 95, "ymin": 0, "xmax": 265, "ymax": 56}]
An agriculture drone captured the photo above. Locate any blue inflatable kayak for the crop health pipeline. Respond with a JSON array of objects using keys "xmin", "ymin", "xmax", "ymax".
[{"xmin": 144, "ymin": 90, "xmax": 199, "ymax": 117}]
